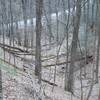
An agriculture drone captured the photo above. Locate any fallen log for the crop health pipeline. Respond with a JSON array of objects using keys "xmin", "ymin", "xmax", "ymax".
[
  {"xmin": 0, "ymin": 42, "xmax": 56, "ymax": 54},
  {"xmin": 0, "ymin": 43, "xmax": 26, "ymax": 52},
  {"xmin": 0, "ymin": 46, "xmax": 35, "ymax": 56},
  {"xmin": 42, "ymin": 79, "xmax": 57, "ymax": 86},
  {"xmin": 0, "ymin": 42, "xmax": 56, "ymax": 56},
  {"xmin": 0, "ymin": 44, "xmax": 93, "ymax": 69},
  {"xmin": 43, "ymin": 55, "xmax": 93, "ymax": 67}
]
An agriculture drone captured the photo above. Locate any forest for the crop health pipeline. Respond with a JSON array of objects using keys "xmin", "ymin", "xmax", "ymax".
[{"xmin": 0, "ymin": 0, "xmax": 100, "ymax": 100}]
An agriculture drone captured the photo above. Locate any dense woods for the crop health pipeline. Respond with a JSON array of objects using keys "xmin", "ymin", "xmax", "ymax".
[{"xmin": 0, "ymin": 0, "xmax": 100, "ymax": 100}]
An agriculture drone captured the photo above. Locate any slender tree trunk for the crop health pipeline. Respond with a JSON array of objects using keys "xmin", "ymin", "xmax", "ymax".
[
  {"xmin": 64, "ymin": 0, "xmax": 70, "ymax": 91},
  {"xmin": 0, "ymin": 69, "xmax": 2, "ymax": 99},
  {"xmin": 35, "ymin": 0, "xmax": 43, "ymax": 83},
  {"xmin": 22, "ymin": 0, "xmax": 28, "ymax": 47},
  {"xmin": 95, "ymin": 0, "xmax": 100, "ymax": 83},
  {"xmin": 48, "ymin": 0, "xmax": 52, "ymax": 48},
  {"xmin": 16, "ymin": 21, "xmax": 21, "ymax": 46},
  {"xmin": 9, "ymin": 0, "xmax": 14, "ymax": 45},
  {"xmin": 0, "ymin": 0, "xmax": 7, "ymax": 98},
  {"xmin": 30, "ymin": 0, "xmax": 34, "ymax": 48}
]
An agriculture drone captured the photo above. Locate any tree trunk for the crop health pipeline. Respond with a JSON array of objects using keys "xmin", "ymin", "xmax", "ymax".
[
  {"xmin": 30, "ymin": 0, "xmax": 34, "ymax": 48},
  {"xmin": 22, "ymin": 0, "xmax": 29, "ymax": 47},
  {"xmin": 0, "ymin": 69, "xmax": 2, "ymax": 99},
  {"xmin": 95, "ymin": 0, "xmax": 100, "ymax": 83},
  {"xmin": 35, "ymin": 0, "xmax": 43, "ymax": 83},
  {"xmin": 67, "ymin": 0, "xmax": 82, "ymax": 93}
]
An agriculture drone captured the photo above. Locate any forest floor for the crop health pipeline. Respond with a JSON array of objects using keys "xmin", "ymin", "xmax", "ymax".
[{"xmin": 0, "ymin": 37, "xmax": 100, "ymax": 100}]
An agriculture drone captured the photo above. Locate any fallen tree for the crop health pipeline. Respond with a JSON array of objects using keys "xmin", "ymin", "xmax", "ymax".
[{"xmin": 43, "ymin": 55, "xmax": 93, "ymax": 67}]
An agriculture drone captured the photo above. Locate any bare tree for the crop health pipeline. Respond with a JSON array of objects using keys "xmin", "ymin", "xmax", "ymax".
[
  {"xmin": 95, "ymin": 0, "xmax": 100, "ymax": 83},
  {"xmin": 35, "ymin": 0, "xmax": 43, "ymax": 83},
  {"xmin": 64, "ymin": 0, "xmax": 70, "ymax": 91},
  {"xmin": 29, "ymin": 0, "xmax": 34, "ymax": 48},
  {"xmin": 67, "ymin": 0, "xmax": 82, "ymax": 93},
  {"xmin": 21, "ymin": 0, "xmax": 28, "ymax": 47},
  {"xmin": 0, "ymin": 0, "xmax": 7, "ymax": 98}
]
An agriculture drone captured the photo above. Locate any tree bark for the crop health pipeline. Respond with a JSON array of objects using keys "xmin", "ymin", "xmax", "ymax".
[
  {"xmin": 35, "ymin": 0, "xmax": 43, "ymax": 83},
  {"xmin": 95, "ymin": 0, "xmax": 100, "ymax": 83},
  {"xmin": 67, "ymin": 0, "xmax": 82, "ymax": 93}
]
